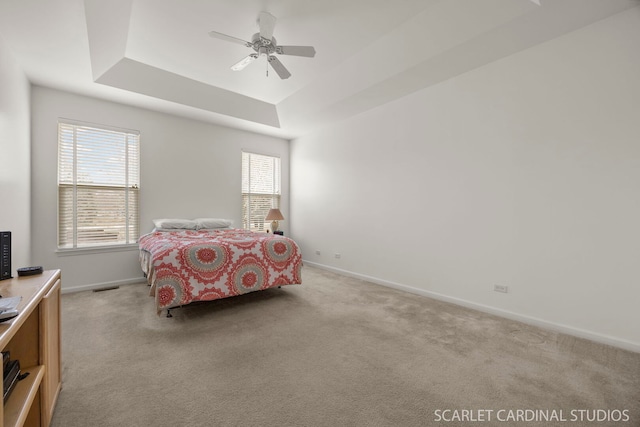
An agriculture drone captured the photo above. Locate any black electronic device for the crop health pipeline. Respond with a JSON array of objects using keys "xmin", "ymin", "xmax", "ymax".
[
  {"xmin": 2, "ymin": 351, "xmax": 9, "ymax": 372},
  {"xmin": 0, "ymin": 231, "xmax": 10, "ymax": 280},
  {"xmin": 17, "ymin": 266, "xmax": 43, "ymax": 277},
  {"xmin": 3, "ymin": 359, "xmax": 20, "ymax": 403}
]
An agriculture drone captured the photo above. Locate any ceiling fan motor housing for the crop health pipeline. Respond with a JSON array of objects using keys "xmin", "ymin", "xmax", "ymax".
[{"xmin": 250, "ymin": 33, "xmax": 277, "ymax": 56}]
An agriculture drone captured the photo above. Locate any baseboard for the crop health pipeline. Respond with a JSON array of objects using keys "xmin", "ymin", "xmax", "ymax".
[
  {"xmin": 303, "ymin": 260, "xmax": 640, "ymax": 354},
  {"xmin": 61, "ymin": 277, "xmax": 146, "ymax": 294}
]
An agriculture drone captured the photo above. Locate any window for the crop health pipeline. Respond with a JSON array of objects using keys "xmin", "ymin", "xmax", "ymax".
[
  {"xmin": 242, "ymin": 151, "xmax": 281, "ymax": 232},
  {"xmin": 57, "ymin": 121, "xmax": 140, "ymax": 249}
]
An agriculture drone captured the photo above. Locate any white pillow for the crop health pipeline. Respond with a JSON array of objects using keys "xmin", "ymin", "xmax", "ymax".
[
  {"xmin": 152, "ymin": 218, "xmax": 198, "ymax": 230},
  {"xmin": 194, "ymin": 218, "xmax": 233, "ymax": 229}
]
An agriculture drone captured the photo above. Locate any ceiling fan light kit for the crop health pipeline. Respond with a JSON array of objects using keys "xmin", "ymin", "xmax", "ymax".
[
  {"xmin": 209, "ymin": 11, "xmax": 316, "ymax": 79},
  {"xmin": 231, "ymin": 53, "xmax": 258, "ymax": 71}
]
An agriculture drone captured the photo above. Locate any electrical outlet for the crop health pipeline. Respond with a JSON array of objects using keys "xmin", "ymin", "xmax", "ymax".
[
  {"xmin": 334, "ymin": 253, "xmax": 341, "ymax": 259},
  {"xmin": 494, "ymin": 285, "xmax": 508, "ymax": 293},
  {"xmin": 315, "ymin": 250, "xmax": 321, "ymax": 255}
]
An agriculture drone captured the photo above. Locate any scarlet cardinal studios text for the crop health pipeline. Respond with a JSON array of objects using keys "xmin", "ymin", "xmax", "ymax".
[{"xmin": 433, "ymin": 409, "xmax": 630, "ymax": 423}]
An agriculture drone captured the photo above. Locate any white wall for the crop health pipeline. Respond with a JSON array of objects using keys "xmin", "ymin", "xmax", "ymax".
[
  {"xmin": 0, "ymin": 35, "xmax": 31, "ymax": 272},
  {"xmin": 290, "ymin": 8, "xmax": 640, "ymax": 351},
  {"xmin": 31, "ymin": 87, "xmax": 289, "ymax": 291}
]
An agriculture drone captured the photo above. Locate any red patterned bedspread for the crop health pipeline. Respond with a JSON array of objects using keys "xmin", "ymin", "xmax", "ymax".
[{"xmin": 138, "ymin": 229, "xmax": 302, "ymax": 312}]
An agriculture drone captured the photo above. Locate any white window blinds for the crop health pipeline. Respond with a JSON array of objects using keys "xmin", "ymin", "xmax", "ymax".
[
  {"xmin": 58, "ymin": 121, "xmax": 140, "ymax": 248},
  {"xmin": 242, "ymin": 152, "xmax": 281, "ymax": 232}
]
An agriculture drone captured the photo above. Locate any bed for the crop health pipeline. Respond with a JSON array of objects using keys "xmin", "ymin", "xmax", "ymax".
[{"xmin": 138, "ymin": 226, "xmax": 302, "ymax": 315}]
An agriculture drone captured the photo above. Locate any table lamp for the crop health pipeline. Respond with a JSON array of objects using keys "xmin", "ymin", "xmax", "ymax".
[{"xmin": 265, "ymin": 208, "xmax": 284, "ymax": 233}]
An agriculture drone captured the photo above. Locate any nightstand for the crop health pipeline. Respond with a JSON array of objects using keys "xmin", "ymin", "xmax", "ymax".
[{"xmin": 274, "ymin": 230, "xmax": 284, "ymax": 236}]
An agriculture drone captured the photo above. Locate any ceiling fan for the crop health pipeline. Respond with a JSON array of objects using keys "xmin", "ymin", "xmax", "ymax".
[{"xmin": 208, "ymin": 11, "xmax": 316, "ymax": 79}]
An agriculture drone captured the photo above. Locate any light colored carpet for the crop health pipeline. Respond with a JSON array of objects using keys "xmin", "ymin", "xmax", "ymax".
[{"xmin": 51, "ymin": 266, "xmax": 640, "ymax": 427}]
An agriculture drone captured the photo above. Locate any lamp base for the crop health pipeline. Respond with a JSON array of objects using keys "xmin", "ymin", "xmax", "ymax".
[{"xmin": 270, "ymin": 220, "xmax": 279, "ymax": 233}]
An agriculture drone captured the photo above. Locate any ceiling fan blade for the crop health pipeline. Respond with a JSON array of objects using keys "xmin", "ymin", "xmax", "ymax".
[
  {"xmin": 231, "ymin": 54, "xmax": 258, "ymax": 71},
  {"xmin": 208, "ymin": 30, "xmax": 251, "ymax": 47},
  {"xmin": 258, "ymin": 12, "xmax": 277, "ymax": 41},
  {"xmin": 276, "ymin": 45, "xmax": 316, "ymax": 58},
  {"xmin": 268, "ymin": 56, "xmax": 291, "ymax": 79}
]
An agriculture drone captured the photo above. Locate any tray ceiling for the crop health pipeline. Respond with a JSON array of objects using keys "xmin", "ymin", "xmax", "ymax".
[{"xmin": 0, "ymin": 0, "xmax": 637, "ymax": 138}]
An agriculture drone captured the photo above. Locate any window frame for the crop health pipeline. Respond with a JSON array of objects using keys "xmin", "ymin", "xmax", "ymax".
[
  {"xmin": 56, "ymin": 119, "xmax": 140, "ymax": 253},
  {"xmin": 241, "ymin": 151, "xmax": 281, "ymax": 233}
]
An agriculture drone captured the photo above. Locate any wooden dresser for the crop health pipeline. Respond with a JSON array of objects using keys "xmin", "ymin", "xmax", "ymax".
[{"xmin": 0, "ymin": 270, "xmax": 61, "ymax": 427}]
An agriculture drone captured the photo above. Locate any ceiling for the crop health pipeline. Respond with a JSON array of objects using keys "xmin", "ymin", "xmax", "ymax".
[{"xmin": 0, "ymin": 0, "xmax": 638, "ymax": 139}]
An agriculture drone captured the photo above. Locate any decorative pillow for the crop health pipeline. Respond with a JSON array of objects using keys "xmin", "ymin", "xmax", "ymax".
[
  {"xmin": 194, "ymin": 218, "xmax": 233, "ymax": 229},
  {"xmin": 152, "ymin": 218, "xmax": 198, "ymax": 230}
]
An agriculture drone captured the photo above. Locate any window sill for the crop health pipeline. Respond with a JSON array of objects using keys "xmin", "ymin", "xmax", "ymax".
[{"xmin": 56, "ymin": 244, "xmax": 139, "ymax": 257}]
